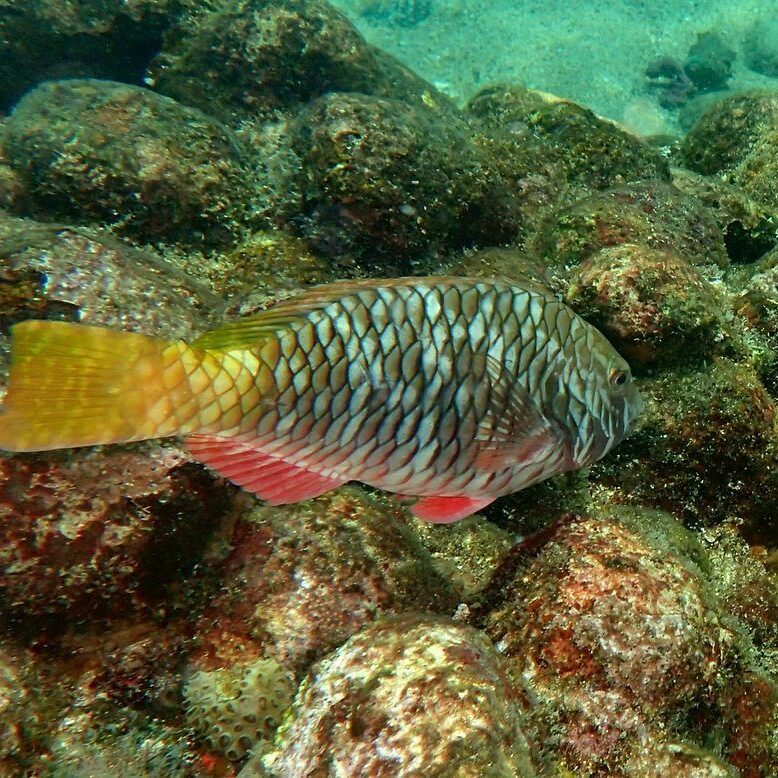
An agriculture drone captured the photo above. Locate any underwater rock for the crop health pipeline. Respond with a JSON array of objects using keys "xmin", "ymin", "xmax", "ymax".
[
  {"xmin": 531, "ymin": 180, "xmax": 728, "ymax": 275},
  {"xmin": 184, "ymin": 657, "xmax": 296, "ymax": 762},
  {"xmin": 258, "ymin": 615, "xmax": 538, "ymax": 776},
  {"xmin": 465, "ymin": 86, "xmax": 670, "ymax": 247},
  {"xmin": 744, "ymin": 17, "xmax": 778, "ymax": 78},
  {"xmin": 0, "ymin": 441, "xmax": 235, "ymax": 622},
  {"xmin": 467, "ymin": 85, "xmax": 670, "ymax": 192},
  {"xmin": 187, "ymin": 487, "xmax": 457, "ymax": 678},
  {"xmin": 0, "ymin": 210, "xmax": 230, "ymax": 595},
  {"xmin": 622, "ymin": 742, "xmax": 738, "ymax": 777},
  {"xmin": 47, "ymin": 707, "xmax": 197, "ymax": 777},
  {"xmin": 205, "ymin": 230, "xmax": 334, "ymax": 306},
  {"xmin": 0, "ymin": 212, "xmax": 223, "ymax": 368},
  {"xmin": 683, "ymin": 32, "xmax": 735, "ymax": 93},
  {"xmin": 3, "ymin": 79, "xmax": 256, "ymax": 246},
  {"xmin": 84, "ymin": 619, "xmax": 194, "ymax": 715},
  {"xmin": 0, "ymin": 135, "xmax": 28, "ymax": 214},
  {"xmin": 486, "ymin": 515, "xmax": 734, "ymax": 716},
  {"xmin": 680, "ymin": 91, "xmax": 778, "ymax": 176},
  {"xmin": 719, "ymin": 671, "xmax": 778, "ymax": 776},
  {"xmin": 289, "ymin": 92, "xmax": 490, "ymax": 267},
  {"xmin": 645, "ymin": 56, "xmax": 696, "ymax": 109},
  {"xmin": 151, "ymin": 0, "xmax": 449, "ymax": 124},
  {"xmin": 730, "ymin": 247, "xmax": 778, "ymax": 339},
  {"xmin": 671, "ymin": 168, "xmax": 777, "ymax": 264},
  {"xmin": 448, "ymin": 246, "xmax": 553, "ymax": 290},
  {"xmin": 408, "ymin": 514, "xmax": 514, "ymax": 601},
  {"xmin": 591, "ymin": 359, "xmax": 778, "ymax": 536},
  {"xmin": 482, "ymin": 513, "xmax": 736, "ymax": 775},
  {"xmin": 0, "ymin": 0, "xmax": 192, "ymax": 112},
  {"xmin": 0, "ymin": 640, "xmax": 41, "ymax": 773},
  {"xmin": 702, "ymin": 523, "xmax": 778, "ymax": 655},
  {"xmin": 728, "ymin": 130, "xmax": 778, "ymax": 213},
  {"xmin": 565, "ymin": 244, "xmax": 728, "ymax": 368},
  {"xmin": 358, "ymin": 0, "xmax": 434, "ymax": 28}
]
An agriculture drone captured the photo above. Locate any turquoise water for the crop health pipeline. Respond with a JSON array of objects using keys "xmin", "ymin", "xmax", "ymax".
[{"xmin": 335, "ymin": 0, "xmax": 778, "ymax": 132}]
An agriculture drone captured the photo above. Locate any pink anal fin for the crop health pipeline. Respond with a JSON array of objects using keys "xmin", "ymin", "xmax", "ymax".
[
  {"xmin": 409, "ymin": 494, "xmax": 495, "ymax": 523},
  {"xmin": 186, "ymin": 435, "xmax": 346, "ymax": 504}
]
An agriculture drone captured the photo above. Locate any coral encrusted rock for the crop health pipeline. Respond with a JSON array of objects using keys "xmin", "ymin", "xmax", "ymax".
[
  {"xmin": 259, "ymin": 615, "xmax": 538, "ymax": 776},
  {"xmin": 3, "ymin": 79, "xmax": 256, "ymax": 245}
]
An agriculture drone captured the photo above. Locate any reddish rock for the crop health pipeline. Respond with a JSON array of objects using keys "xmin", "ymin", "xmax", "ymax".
[
  {"xmin": 566, "ymin": 243, "xmax": 727, "ymax": 367},
  {"xmin": 0, "ymin": 441, "xmax": 235, "ymax": 622},
  {"xmin": 483, "ymin": 514, "xmax": 736, "ymax": 775},
  {"xmin": 188, "ymin": 488, "xmax": 458, "ymax": 678},
  {"xmin": 721, "ymin": 672, "xmax": 778, "ymax": 777},
  {"xmin": 0, "ymin": 212, "xmax": 222, "ymax": 354},
  {"xmin": 258, "ymin": 615, "xmax": 538, "ymax": 776}
]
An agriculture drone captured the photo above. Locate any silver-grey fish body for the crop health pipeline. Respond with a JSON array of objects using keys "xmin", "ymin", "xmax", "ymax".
[{"xmin": 191, "ymin": 277, "xmax": 643, "ymax": 518}]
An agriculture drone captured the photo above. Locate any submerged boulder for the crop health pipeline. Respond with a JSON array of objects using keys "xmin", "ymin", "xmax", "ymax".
[
  {"xmin": 288, "ymin": 92, "xmax": 492, "ymax": 267},
  {"xmin": 3, "ymin": 79, "xmax": 257, "ymax": 246},
  {"xmin": 259, "ymin": 615, "xmax": 538, "ymax": 776},
  {"xmin": 150, "ymin": 0, "xmax": 450, "ymax": 123}
]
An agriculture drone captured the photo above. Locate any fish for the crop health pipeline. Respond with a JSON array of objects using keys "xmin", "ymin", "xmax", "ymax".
[{"xmin": 0, "ymin": 277, "xmax": 643, "ymax": 523}]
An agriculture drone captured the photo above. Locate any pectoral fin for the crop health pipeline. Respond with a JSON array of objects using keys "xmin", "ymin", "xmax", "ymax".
[{"xmin": 474, "ymin": 354, "xmax": 560, "ymax": 470}]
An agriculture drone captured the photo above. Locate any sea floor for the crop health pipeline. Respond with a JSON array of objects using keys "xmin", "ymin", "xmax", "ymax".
[{"xmin": 333, "ymin": 0, "xmax": 778, "ymax": 134}]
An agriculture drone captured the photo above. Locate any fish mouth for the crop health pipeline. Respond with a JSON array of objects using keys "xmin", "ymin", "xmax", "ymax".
[{"xmin": 625, "ymin": 389, "xmax": 646, "ymax": 434}]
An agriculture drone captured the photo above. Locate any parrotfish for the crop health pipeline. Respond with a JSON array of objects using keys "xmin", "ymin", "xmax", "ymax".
[{"xmin": 0, "ymin": 277, "xmax": 643, "ymax": 522}]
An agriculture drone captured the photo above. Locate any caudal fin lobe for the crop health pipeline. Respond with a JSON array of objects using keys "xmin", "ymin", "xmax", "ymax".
[{"xmin": 0, "ymin": 320, "xmax": 204, "ymax": 452}]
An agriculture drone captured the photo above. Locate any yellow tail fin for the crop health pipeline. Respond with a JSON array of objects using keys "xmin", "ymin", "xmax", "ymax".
[{"xmin": 0, "ymin": 320, "xmax": 205, "ymax": 452}]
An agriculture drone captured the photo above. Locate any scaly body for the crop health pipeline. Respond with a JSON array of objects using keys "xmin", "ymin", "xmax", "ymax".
[{"xmin": 0, "ymin": 278, "xmax": 643, "ymax": 521}]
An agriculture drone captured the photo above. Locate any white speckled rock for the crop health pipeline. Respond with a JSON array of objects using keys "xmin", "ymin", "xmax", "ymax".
[{"xmin": 254, "ymin": 615, "xmax": 537, "ymax": 777}]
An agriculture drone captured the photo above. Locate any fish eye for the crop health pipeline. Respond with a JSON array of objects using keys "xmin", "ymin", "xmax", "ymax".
[{"xmin": 610, "ymin": 368, "xmax": 629, "ymax": 387}]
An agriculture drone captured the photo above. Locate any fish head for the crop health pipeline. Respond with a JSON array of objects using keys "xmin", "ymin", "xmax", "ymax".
[{"xmin": 554, "ymin": 324, "xmax": 644, "ymax": 469}]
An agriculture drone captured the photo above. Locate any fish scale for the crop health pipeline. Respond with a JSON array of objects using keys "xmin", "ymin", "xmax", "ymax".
[{"xmin": 0, "ymin": 277, "xmax": 643, "ymax": 522}]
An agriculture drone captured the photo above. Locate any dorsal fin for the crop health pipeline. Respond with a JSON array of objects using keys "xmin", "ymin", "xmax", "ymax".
[{"xmin": 193, "ymin": 276, "xmax": 535, "ymax": 351}]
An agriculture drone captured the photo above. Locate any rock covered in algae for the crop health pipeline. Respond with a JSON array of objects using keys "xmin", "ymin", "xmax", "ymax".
[
  {"xmin": 0, "ymin": 212, "xmax": 223, "ymax": 352},
  {"xmin": 671, "ymin": 168, "xmax": 777, "ymax": 265},
  {"xmin": 408, "ymin": 514, "xmax": 514, "ymax": 601},
  {"xmin": 188, "ymin": 487, "xmax": 458, "ymax": 677},
  {"xmin": 257, "ymin": 615, "xmax": 538, "ymax": 776},
  {"xmin": 679, "ymin": 88, "xmax": 778, "ymax": 211},
  {"xmin": 0, "ymin": 441, "xmax": 235, "ymax": 621},
  {"xmin": 45, "ymin": 708, "xmax": 197, "ymax": 777},
  {"xmin": 680, "ymin": 91, "xmax": 778, "ymax": 175},
  {"xmin": 565, "ymin": 243, "xmax": 728, "ymax": 367},
  {"xmin": 531, "ymin": 180, "xmax": 729, "ymax": 274},
  {"xmin": 0, "ymin": 0, "xmax": 193, "ymax": 112},
  {"xmin": 486, "ymin": 515, "xmax": 734, "ymax": 716},
  {"xmin": 464, "ymin": 85, "xmax": 671, "ymax": 249},
  {"xmin": 150, "ymin": 0, "xmax": 448, "ymax": 124},
  {"xmin": 0, "ymin": 640, "xmax": 42, "ymax": 773},
  {"xmin": 591, "ymin": 359, "xmax": 778, "ymax": 536},
  {"xmin": 288, "ymin": 92, "xmax": 490, "ymax": 267},
  {"xmin": 482, "ymin": 512, "xmax": 737, "ymax": 775},
  {"xmin": 3, "ymin": 79, "xmax": 256, "ymax": 246}
]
